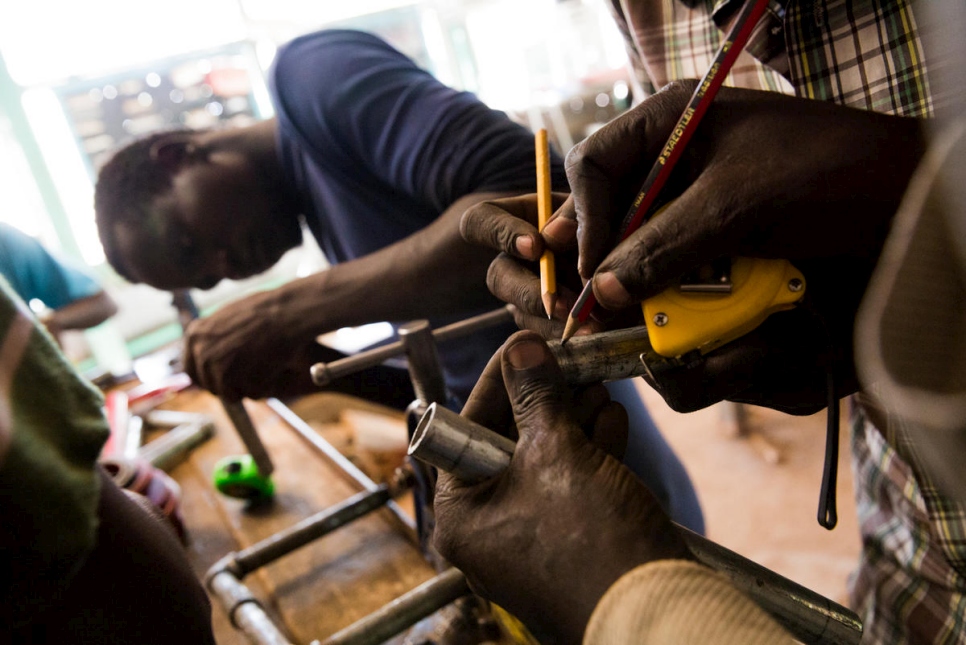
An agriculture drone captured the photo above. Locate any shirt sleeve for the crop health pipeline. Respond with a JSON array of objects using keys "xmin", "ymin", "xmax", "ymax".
[
  {"xmin": 584, "ymin": 560, "xmax": 796, "ymax": 645},
  {"xmin": 0, "ymin": 281, "xmax": 109, "ymax": 627},
  {"xmin": 269, "ymin": 29, "xmax": 568, "ymax": 213},
  {"xmin": 0, "ymin": 224, "xmax": 103, "ymax": 311}
]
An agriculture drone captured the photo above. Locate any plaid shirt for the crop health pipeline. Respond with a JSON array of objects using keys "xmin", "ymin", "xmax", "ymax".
[
  {"xmin": 610, "ymin": 0, "xmax": 933, "ymax": 116},
  {"xmin": 609, "ymin": 1, "xmax": 961, "ymax": 643},
  {"xmin": 851, "ymin": 404, "xmax": 966, "ymax": 644}
]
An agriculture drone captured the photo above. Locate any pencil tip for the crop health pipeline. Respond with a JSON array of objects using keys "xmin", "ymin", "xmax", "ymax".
[
  {"xmin": 561, "ymin": 316, "xmax": 579, "ymax": 344},
  {"xmin": 542, "ymin": 292, "xmax": 557, "ymax": 320}
]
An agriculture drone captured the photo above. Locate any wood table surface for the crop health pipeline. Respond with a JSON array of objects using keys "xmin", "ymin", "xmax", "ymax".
[{"xmin": 151, "ymin": 388, "xmax": 436, "ymax": 644}]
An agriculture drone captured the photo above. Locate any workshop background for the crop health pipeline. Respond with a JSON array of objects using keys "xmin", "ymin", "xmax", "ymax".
[
  {"xmin": 0, "ymin": 0, "xmax": 631, "ymax": 374},
  {"xmin": 0, "ymin": 0, "xmax": 861, "ymax": 638}
]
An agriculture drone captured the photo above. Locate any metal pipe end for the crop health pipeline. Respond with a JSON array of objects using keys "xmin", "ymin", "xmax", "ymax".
[
  {"xmin": 408, "ymin": 402, "xmax": 439, "ymax": 458},
  {"xmin": 310, "ymin": 362, "xmax": 331, "ymax": 387}
]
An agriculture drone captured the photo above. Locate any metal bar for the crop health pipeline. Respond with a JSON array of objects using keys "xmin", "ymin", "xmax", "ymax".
[
  {"xmin": 208, "ymin": 571, "xmax": 295, "ymax": 645},
  {"xmin": 266, "ymin": 398, "xmax": 417, "ymax": 535},
  {"xmin": 409, "ymin": 403, "xmax": 862, "ymax": 645},
  {"xmin": 311, "ymin": 306, "xmax": 514, "ymax": 386},
  {"xmin": 172, "ymin": 289, "xmax": 276, "ymax": 479},
  {"xmin": 232, "ymin": 486, "xmax": 393, "ymax": 575},
  {"xmin": 222, "ymin": 399, "xmax": 275, "ymax": 477},
  {"xmin": 547, "ymin": 325, "xmax": 656, "ymax": 384},
  {"xmin": 139, "ymin": 418, "xmax": 215, "ymax": 471},
  {"xmin": 398, "ymin": 320, "xmax": 448, "ymax": 411},
  {"xmin": 315, "ymin": 317, "xmax": 663, "ymax": 391},
  {"xmin": 320, "ymin": 568, "xmax": 471, "ymax": 645}
]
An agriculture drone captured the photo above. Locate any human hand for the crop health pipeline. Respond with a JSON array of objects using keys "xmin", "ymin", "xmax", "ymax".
[
  {"xmin": 468, "ymin": 82, "xmax": 926, "ymax": 412},
  {"xmin": 460, "ymin": 192, "xmax": 633, "ymax": 339},
  {"xmin": 182, "ymin": 288, "xmax": 328, "ymax": 401},
  {"xmin": 433, "ymin": 331, "xmax": 692, "ymax": 643}
]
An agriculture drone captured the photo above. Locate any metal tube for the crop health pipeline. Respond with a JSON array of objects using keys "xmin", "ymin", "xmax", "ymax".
[
  {"xmin": 408, "ymin": 403, "xmax": 862, "ymax": 645},
  {"xmin": 222, "ymin": 400, "xmax": 275, "ymax": 477},
  {"xmin": 139, "ymin": 418, "xmax": 215, "ymax": 471},
  {"xmin": 320, "ymin": 568, "xmax": 471, "ymax": 645},
  {"xmin": 266, "ymin": 398, "xmax": 417, "ymax": 535},
  {"xmin": 410, "ymin": 404, "xmax": 515, "ymax": 484},
  {"xmin": 232, "ymin": 486, "xmax": 393, "ymax": 575},
  {"xmin": 547, "ymin": 325, "xmax": 656, "ymax": 384},
  {"xmin": 398, "ymin": 321, "xmax": 447, "ymax": 408},
  {"xmin": 311, "ymin": 307, "xmax": 514, "ymax": 387},
  {"xmin": 208, "ymin": 571, "xmax": 295, "ymax": 645}
]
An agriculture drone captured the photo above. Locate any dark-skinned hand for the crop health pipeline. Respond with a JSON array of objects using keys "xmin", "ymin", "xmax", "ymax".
[
  {"xmin": 433, "ymin": 331, "xmax": 693, "ymax": 644},
  {"xmin": 461, "ymin": 81, "xmax": 927, "ymax": 414},
  {"xmin": 182, "ymin": 290, "xmax": 415, "ymax": 408}
]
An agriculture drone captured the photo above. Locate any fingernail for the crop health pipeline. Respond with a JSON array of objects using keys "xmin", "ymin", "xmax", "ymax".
[
  {"xmin": 506, "ymin": 339, "xmax": 548, "ymax": 370},
  {"xmin": 515, "ymin": 235, "xmax": 535, "ymax": 258},
  {"xmin": 543, "ymin": 216, "xmax": 576, "ymax": 245},
  {"xmin": 594, "ymin": 272, "xmax": 632, "ymax": 309}
]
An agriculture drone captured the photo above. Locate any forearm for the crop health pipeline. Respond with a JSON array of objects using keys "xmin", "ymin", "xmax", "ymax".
[
  {"xmin": 47, "ymin": 291, "xmax": 118, "ymax": 332},
  {"xmin": 271, "ymin": 191, "xmax": 517, "ymax": 338}
]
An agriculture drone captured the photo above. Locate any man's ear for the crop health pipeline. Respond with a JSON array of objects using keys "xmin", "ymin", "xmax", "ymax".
[{"xmin": 149, "ymin": 136, "xmax": 200, "ymax": 170}]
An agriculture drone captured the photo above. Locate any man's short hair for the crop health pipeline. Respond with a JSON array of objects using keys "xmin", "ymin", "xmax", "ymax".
[{"xmin": 94, "ymin": 129, "xmax": 192, "ymax": 282}]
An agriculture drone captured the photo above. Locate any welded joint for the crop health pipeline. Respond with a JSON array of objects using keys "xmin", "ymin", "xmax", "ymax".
[{"xmin": 208, "ymin": 570, "xmax": 265, "ymax": 629}]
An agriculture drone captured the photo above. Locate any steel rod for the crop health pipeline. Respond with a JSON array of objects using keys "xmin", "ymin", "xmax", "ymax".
[
  {"xmin": 409, "ymin": 403, "xmax": 862, "ymax": 645},
  {"xmin": 548, "ymin": 325, "xmax": 656, "ymax": 384},
  {"xmin": 208, "ymin": 571, "xmax": 295, "ymax": 645},
  {"xmin": 222, "ymin": 399, "xmax": 275, "ymax": 477},
  {"xmin": 320, "ymin": 568, "xmax": 471, "ymax": 645},
  {"xmin": 232, "ymin": 486, "xmax": 393, "ymax": 575},
  {"xmin": 311, "ymin": 307, "xmax": 514, "ymax": 386},
  {"xmin": 398, "ymin": 321, "xmax": 447, "ymax": 409},
  {"xmin": 138, "ymin": 418, "xmax": 215, "ymax": 471},
  {"xmin": 266, "ymin": 398, "xmax": 417, "ymax": 535}
]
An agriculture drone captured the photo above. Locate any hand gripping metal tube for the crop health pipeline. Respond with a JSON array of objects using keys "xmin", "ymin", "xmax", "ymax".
[{"xmin": 409, "ymin": 403, "xmax": 863, "ymax": 645}]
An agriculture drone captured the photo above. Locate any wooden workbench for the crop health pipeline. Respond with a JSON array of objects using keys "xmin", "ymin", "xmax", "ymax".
[{"xmin": 154, "ymin": 388, "xmax": 437, "ymax": 644}]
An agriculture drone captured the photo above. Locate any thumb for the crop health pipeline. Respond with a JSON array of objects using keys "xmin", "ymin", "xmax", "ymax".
[
  {"xmin": 500, "ymin": 331, "xmax": 583, "ymax": 454},
  {"xmin": 592, "ymin": 169, "xmax": 752, "ymax": 309}
]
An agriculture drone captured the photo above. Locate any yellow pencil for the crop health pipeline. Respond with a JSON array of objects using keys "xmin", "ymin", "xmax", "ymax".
[{"xmin": 535, "ymin": 129, "xmax": 557, "ymax": 318}]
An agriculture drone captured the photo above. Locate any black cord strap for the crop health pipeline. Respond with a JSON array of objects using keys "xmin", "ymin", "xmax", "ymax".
[{"xmin": 818, "ymin": 366, "xmax": 839, "ymax": 530}]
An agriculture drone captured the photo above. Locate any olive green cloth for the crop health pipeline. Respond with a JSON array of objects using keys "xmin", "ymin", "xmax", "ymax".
[{"xmin": 0, "ymin": 277, "xmax": 109, "ymax": 627}]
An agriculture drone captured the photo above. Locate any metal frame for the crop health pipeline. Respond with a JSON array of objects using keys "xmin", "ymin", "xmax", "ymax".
[{"xmin": 207, "ymin": 309, "xmax": 863, "ymax": 645}]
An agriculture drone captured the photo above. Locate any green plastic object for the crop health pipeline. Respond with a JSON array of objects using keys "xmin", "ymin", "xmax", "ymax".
[{"xmin": 212, "ymin": 454, "xmax": 275, "ymax": 500}]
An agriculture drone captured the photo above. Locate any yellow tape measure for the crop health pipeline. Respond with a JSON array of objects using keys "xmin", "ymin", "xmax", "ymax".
[
  {"xmin": 643, "ymin": 257, "xmax": 805, "ymax": 357},
  {"xmin": 640, "ymin": 206, "xmax": 806, "ymax": 358}
]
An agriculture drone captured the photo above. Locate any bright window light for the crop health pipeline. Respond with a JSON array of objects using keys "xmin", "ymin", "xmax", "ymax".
[
  {"xmin": 0, "ymin": 0, "xmax": 247, "ymax": 86},
  {"xmin": 21, "ymin": 88, "xmax": 103, "ymax": 264}
]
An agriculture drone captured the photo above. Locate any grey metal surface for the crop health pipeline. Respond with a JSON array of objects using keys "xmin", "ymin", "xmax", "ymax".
[
  {"xmin": 320, "ymin": 568, "xmax": 471, "ymax": 645},
  {"xmin": 222, "ymin": 399, "xmax": 275, "ymax": 477},
  {"xmin": 231, "ymin": 486, "xmax": 394, "ymax": 575},
  {"xmin": 547, "ymin": 325, "xmax": 656, "ymax": 384},
  {"xmin": 410, "ymin": 404, "xmax": 515, "ymax": 484},
  {"xmin": 139, "ymin": 418, "xmax": 215, "ymax": 471},
  {"xmin": 398, "ymin": 321, "xmax": 447, "ymax": 409},
  {"xmin": 208, "ymin": 571, "xmax": 295, "ymax": 645}
]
